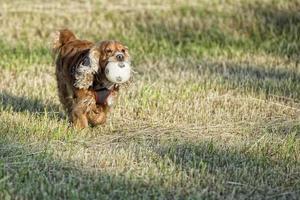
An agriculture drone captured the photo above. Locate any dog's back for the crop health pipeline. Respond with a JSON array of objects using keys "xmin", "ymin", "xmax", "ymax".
[
  {"xmin": 52, "ymin": 29, "xmax": 93, "ymax": 68},
  {"xmin": 53, "ymin": 29, "xmax": 94, "ymax": 115},
  {"xmin": 53, "ymin": 29, "xmax": 95, "ymax": 81}
]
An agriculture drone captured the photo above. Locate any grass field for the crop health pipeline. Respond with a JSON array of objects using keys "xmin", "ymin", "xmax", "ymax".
[{"xmin": 0, "ymin": 0, "xmax": 300, "ymax": 199}]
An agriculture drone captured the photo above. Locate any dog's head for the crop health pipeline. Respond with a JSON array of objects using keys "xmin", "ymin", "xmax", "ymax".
[
  {"xmin": 89, "ymin": 40, "xmax": 130, "ymax": 72},
  {"xmin": 88, "ymin": 40, "xmax": 131, "ymax": 89}
]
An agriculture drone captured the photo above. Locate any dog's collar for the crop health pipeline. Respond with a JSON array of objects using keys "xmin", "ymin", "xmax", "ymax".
[
  {"xmin": 94, "ymin": 84, "xmax": 119, "ymax": 105},
  {"xmin": 94, "ymin": 88, "xmax": 112, "ymax": 105}
]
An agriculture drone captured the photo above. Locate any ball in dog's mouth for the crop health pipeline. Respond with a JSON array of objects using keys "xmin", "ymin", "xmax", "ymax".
[{"xmin": 105, "ymin": 61, "xmax": 131, "ymax": 84}]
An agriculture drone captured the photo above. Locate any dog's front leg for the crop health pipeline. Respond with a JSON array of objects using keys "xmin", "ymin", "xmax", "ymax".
[
  {"xmin": 71, "ymin": 104, "xmax": 89, "ymax": 129},
  {"xmin": 71, "ymin": 90, "xmax": 95, "ymax": 129},
  {"xmin": 87, "ymin": 105, "xmax": 109, "ymax": 126}
]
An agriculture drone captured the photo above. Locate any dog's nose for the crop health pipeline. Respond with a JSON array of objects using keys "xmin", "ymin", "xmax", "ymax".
[{"xmin": 116, "ymin": 54, "xmax": 124, "ymax": 61}]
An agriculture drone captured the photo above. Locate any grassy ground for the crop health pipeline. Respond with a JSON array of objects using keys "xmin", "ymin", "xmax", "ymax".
[{"xmin": 0, "ymin": 0, "xmax": 300, "ymax": 199}]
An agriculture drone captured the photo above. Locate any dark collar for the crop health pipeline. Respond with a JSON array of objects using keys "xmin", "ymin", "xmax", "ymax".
[
  {"xmin": 94, "ymin": 88, "xmax": 111, "ymax": 105},
  {"xmin": 94, "ymin": 84, "xmax": 119, "ymax": 105}
]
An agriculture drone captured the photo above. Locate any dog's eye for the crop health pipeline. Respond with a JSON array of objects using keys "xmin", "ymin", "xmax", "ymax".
[
  {"xmin": 121, "ymin": 49, "xmax": 126, "ymax": 53},
  {"xmin": 106, "ymin": 49, "xmax": 112, "ymax": 54}
]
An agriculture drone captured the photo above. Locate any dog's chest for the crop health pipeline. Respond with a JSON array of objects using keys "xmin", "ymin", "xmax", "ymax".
[{"xmin": 93, "ymin": 83, "xmax": 117, "ymax": 107}]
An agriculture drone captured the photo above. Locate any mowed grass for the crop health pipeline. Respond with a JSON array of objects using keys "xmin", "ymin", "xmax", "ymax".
[{"xmin": 0, "ymin": 0, "xmax": 300, "ymax": 199}]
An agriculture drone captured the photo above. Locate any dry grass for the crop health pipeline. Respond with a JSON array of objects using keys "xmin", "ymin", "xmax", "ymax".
[{"xmin": 0, "ymin": 0, "xmax": 299, "ymax": 199}]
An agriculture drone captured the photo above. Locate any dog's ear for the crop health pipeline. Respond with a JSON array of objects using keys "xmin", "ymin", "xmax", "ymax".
[{"xmin": 74, "ymin": 45, "xmax": 100, "ymax": 89}]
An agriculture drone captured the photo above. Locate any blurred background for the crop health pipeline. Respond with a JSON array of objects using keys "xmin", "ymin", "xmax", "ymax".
[{"xmin": 0, "ymin": 0, "xmax": 299, "ymax": 199}]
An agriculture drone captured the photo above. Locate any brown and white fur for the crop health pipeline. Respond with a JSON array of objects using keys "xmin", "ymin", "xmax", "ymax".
[{"xmin": 52, "ymin": 29, "xmax": 130, "ymax": 129}]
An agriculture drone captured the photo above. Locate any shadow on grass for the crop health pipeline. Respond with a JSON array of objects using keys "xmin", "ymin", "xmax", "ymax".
[
  {"xmin": 197, "ymin": 60, "xmax": 300, "ymax": 100},
  {"xmin": 0, "ymin": 124, "xmax": 299, "ymax": 199},
  {"xmin": 0, "ymin": 137, "xmax": 175, "ymax": 199},
  {"xmin": 250, "ymin": 2, "xmax": 300, "ymax": 60},
  {"xmin": 0, "ymin": 91, "xmax": 64, "ymax": 119},
  {"xmin": 130, "ymin": 1, "xmax": 299, "ymax": 61},
  {"xmin": 153, "ymin": 140, "xmax": 300, "ymax": 199}
]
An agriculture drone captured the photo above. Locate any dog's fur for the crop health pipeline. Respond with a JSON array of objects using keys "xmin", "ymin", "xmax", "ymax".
[{"xmin": 52, "ymin": 29, "xmax": 130, "ymax": 129}]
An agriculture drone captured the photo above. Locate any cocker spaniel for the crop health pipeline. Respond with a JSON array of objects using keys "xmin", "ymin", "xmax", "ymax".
[{"xmin": 52, "ymin": 29, "xmax": 131, "ymax": 129}]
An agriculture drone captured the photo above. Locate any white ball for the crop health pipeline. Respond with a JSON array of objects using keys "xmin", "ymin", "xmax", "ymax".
[{"xmin": 105, "ymin": 62, "xmax": 131, "ymax": 84}]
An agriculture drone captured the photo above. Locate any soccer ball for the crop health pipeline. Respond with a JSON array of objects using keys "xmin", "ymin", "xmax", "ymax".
[{"xmin": 105, "ymin": 61, "xmax": 131, "ymax": 84}]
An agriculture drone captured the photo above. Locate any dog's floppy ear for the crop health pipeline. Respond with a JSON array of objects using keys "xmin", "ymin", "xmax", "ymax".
[
  {"xmin": 73, "ymin": 42, "xmax": 103, "ymax": 89},
  {"xmin": 74, "ymin": 46, "xmax": 100, "ymax": 89}
]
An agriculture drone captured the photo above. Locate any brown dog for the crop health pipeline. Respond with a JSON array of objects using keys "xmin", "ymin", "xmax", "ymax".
[{"xmin": 52, "ymin": 29, "xmax": 130, "ymax": 129}]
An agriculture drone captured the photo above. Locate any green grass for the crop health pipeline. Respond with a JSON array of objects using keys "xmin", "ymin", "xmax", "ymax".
[{"xmin": 0, "ymin": 0, "xmax": 300, "ymax": 199}]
